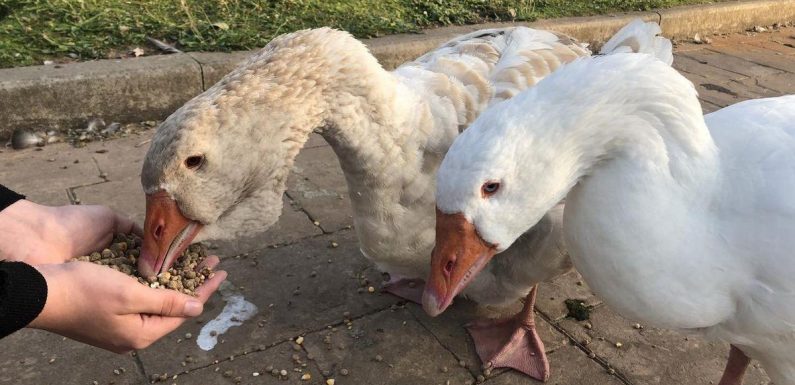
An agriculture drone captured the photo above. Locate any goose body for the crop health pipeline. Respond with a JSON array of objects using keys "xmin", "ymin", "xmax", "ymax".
[
  {"xmin": 432, "ymin": 53, "xmax": 795, "ymax": 384},
  {"xmin": 139, "ymin": 25, "xmax": 590, "ymax": 304}
]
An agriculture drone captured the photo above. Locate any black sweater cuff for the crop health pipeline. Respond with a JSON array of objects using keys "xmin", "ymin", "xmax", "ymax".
[
  {"xmin": 0, "ymin": 185, "xmax": 25, "ymax": 212},
  {"xmin": 0, "ymin": 261, "xmax": 48, "ymax": 339}
]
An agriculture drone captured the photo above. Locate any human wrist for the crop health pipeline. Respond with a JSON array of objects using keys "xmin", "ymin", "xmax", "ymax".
[{"xmin": 26, "ymin": 264, "xmax": 61, "ymax": 331}]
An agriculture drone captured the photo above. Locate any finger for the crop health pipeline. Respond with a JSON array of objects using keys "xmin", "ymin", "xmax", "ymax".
[
  {"xmin": 194, "ymin": 270, "xmax": 227, "ymax": 303},
  {"xmin": 113, "ymin": 212, "xmax": 141, "ymax": 236},
  {"xmin": 198, "ymin": 255, "xmax": 220, "ymax": 270},
  {"xmin": 135, "ymin": 313, "xmax": 188, "ymax": 345},
  {"xmin": 128, "ymin": 285, "xmax": 205, "ymax": 318},
  {"xmin": 130, "ymin": 222, "xmax": 144, "ymax": 237},
  {"xmin": 131, "ymin": 270, "xmax": 227, "ymax": 343}
]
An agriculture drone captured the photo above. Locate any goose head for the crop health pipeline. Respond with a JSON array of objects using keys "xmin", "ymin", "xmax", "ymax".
[
  {"xmin": 421, "ymin": 68, "xmax": 597, "ymax": 316},
  {"xmin": 138, "ymin": 28, "xmax": 363, "ymax": 277}
]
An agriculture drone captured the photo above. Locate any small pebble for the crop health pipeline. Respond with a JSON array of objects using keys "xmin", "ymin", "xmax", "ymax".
[
  {"xmin": 583, "ymin": 322, "xmax": 592, "ymax": 329},
  {"xmin": 367, "ymin": 286, "xmax": 375, "ymax": 293},
  {"xmin": 252, "ymin": 372, "xmax": 260, "ymax": 377},
  {"xmin": 280, "ymin": 370, "xmax": 288, "ymax": 376},
  {"xmin": 295, "ymin": 336, "xmax": 304, "ymax": 345},
  {"xmin": 615, "ymin": 342, "xmax": 623, "ymax": 348},
  {"xmin": 313, "ymin": 221, "xmax": 320, "ymax": 226},
  {"xmin": 330, "ymin": 241, "xmax": 339, "ymax": 248},
  {"xmin": 301, "ymin": 373, "xmax": 311, "ymax": 381},
  {"xmin": 374, "ymin": 355, "xmax": 383, "ymax": 362},
  {"xmin": 608, "ymin": 368, "xmax": 616, "ymax": 375},
  {"xmin": 184, "ymin": 333, "xmax": 192, "ymax": 339},
  {"xmin": 340, "ymin": 368, "xmax": 349, "ymax": 376},
  {"xmin": 633, "ymin": 323, "xmax": 643, "ymax": 329},
  {"xmin": 458, "ymin": 360, "xmax": 467, "ymax": 368},
  {"xmin": 326, "ymin": 379, "xmax": 335, "ymax": 385},
  {"xmin": 441, "ymin": 366, "xmax": 448, "ymax": 373}
]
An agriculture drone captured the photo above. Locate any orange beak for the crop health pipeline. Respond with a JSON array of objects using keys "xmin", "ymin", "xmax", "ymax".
[
  {"xmin": 422, "ymin": 208, "xmax": 497, "ymax": 317},
  {"xmin": 138, "ymin": 190, "xmax": 203, "ymax": 278}
]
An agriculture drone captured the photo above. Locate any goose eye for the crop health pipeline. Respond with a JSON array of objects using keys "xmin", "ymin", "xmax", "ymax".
[
  {"xmin": 481, "ymin": 181, "xmax": 500, "ymax": 197},
  {"xmin": 184, "ymin": 155, "xmax": 205, "ymax": 170}
]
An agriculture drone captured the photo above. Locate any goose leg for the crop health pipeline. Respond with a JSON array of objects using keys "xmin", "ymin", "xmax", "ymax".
[
  {"xmin": 717, "ymin": 345, "xmax": 749, "ymax": 385},
  {"xmin": 382, "ymin": 277, "xmax": 425, "ymax": 304},
  {"xmin": 466, "ymin": 284, "xmax": 550, "ymax": 382}
]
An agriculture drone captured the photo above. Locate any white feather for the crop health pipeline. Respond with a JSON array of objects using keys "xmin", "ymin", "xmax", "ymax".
[{"xmin": 436, "ymin": 52, "xmax": 795, "ymax": 383}]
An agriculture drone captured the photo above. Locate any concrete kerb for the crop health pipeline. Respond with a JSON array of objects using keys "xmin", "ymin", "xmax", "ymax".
[{"xmin": 1, "ymin": 0, "xmax": 794, "ymax": 140}]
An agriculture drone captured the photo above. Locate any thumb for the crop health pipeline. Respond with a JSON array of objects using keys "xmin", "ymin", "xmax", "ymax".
[{"xmin": 132, "ymin": 287, "xmax": 204, "ymax": 318}]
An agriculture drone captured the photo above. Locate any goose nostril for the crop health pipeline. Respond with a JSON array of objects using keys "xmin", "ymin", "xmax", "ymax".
[
  {"xmin": 443, "ymin": 260, "xmax": 454, "ymax": 277},
  {"xmin": 153, "ymin": 224, "xmax": 164, "ymax": 240}
]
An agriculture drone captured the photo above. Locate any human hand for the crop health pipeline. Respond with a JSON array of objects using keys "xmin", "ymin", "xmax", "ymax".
[
  {"xmin": 0, "ymin": 200, "xmax": 141, "ymax": 264},
  {"xmin": 28, "ymin": 256, "xmax": 227, "ymax": 353}
]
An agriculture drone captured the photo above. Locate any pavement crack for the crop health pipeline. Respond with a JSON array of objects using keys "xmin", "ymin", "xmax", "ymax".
[
  {"xmin": 182, "ymin": 52, "xmax": 207, "ymax": 91},
  {"xmin": 133, "ymin": 352, "xmax": 148, "ymax": 380},
  {"xmin": 408, "ymin": 308, "xmax": 479, "ymax": 380},
  {"xmin": 218, "ymin": 228, "xmax": 353, "ymax": 259},
  {"xmin": 703, "ymin": 47, "xmax": 792, "ymax": 75},
  {"xmin": 91, "ymin": 156, "xmax": 109, "ymax": 181},
  {"xmin": 284, "ymin": 191, "xmax": 331, "ymax": 234},
  {"xmin": 535, "ymin": 308, "xmax": 636, "ymax": 385}
]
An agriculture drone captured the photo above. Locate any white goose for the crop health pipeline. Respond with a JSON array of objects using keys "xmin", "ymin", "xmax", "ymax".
[
  {"xmin": 137, "ymin": 21, "xmax": 666, "ymax": 380},
  {"xmin": 430, "ymin": 52, "xmax": 795, "ymax": 385}
]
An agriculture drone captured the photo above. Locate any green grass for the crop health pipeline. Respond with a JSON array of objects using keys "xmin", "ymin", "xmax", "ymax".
[{"xmin": 0, "ymin": 0, "xmax": 718, "ymax": 68}]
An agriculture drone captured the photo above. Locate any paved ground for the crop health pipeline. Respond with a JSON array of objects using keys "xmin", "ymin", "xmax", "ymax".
[{"xmin": 2, "ymin": 26, "xmax": 793, "ymax": 385}]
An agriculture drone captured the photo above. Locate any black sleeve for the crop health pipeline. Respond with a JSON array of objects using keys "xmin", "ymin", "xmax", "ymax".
[
  {"xmin": 0, "ymin": 185, "xmax": 25, "ymax": 211},
  {"xmin": 0, "ymin": 185, "xmax": 48, "ymax": 339},
  {"xmin": 0, "ymin": 262, "xmax": 48, "ymax": 338}
]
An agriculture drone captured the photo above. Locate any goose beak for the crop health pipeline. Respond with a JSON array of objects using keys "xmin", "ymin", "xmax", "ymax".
[
  {"xmin": 422, "ymin": 208, "xmax": 497, "ymax": 317},
  {"xmin": 138, "ymin": 191, "xmax": 203, "ymax": 278}
]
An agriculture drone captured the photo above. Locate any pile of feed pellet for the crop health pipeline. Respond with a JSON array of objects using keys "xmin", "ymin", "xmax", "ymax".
[{"xmin": 72, "ymin": 233, "xmax": 213, "ymax": 296}]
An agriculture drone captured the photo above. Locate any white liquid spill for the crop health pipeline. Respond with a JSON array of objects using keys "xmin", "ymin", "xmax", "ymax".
[{"xmin": 197, "ymin": 281, "xmax": 258, "ymax": 351}]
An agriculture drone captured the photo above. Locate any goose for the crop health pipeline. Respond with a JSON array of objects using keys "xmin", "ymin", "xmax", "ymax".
[
  {"xmin": 429, "ymin": 51, "xmax": 795, "ymax": 385},
  {"xmin": 137, "ymin": 20, "xmax": 667, "ymax": 381}
]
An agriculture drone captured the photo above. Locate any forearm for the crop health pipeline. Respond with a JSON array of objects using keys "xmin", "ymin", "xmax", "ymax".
[{"xmin": 0, "ymin": 185, "xmax": 47, "ymax": 338}]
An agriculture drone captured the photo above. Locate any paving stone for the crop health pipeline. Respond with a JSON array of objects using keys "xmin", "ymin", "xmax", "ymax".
[
  {"xmin": 487, "ymin": 345, "xmax": 625, "ymax": 385},
  {"xmin": 752, "ymin": 71, "xmax": 795, "ymax": 93},
  {"xmin": 677, "ymin": 49, "xmax": 784, "ymax": 79},
  {"xmin": 287, "ymin": 146, "xmax": 353, "ymax": 233},
  {"xmin": 137, "ymin": 231, "xmax": 399, "ymax": 374},
  {"xmin": 159, "ymin": 340, "xmax": 322, "ymax": 385},
  {"xmin": 84, "ymin": 132, "xmax": 152, "ymax": 182},
  {"xmin": 302, "ymin": 308, "xmax": 474, "ymax": 385},
  {"xmin": 0, "ymin": 329, "xmax": 144, "ymax": 384},
  {"xmin": 673, "ymin": 54, "xmax": 750, "ymax": 82},
  {"xmin": 678, "ymin": 71, "xmax": 778, "ymax": 108},
  {"xmin": 209, "ymin": 196, "xmax": 323, "ymax": 256},
  {"xmin": 535, "ymin": 270, "xmax": 602, "ymax": 323},
  {"xmin": 73, "ymin": 179, "xmax": 146, "ymax": 223},
  {"xmin": 708, "ymin": 43, "xmax": 795, "ymax": 74},
  {"xmin": 743, "ymin": 37, "xmax": 795, "ymax": 56},
  {"xmin": 699, "ymin": 100, "xmax": 723, "ymax": 114},
  {"xmin": 406, "ymin": 300, "xmax": 568, "ymax": 372},
  {"xmin": 305, "ymin": 133, "xmax": 329, "ymax": 149},
  {"xmin": 0, "ymin": 143, "xmax": 102, "ymax": 204},
  {"xmin": 557, "ymin": 306, "xmax": 771, "ymax": 385}
]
